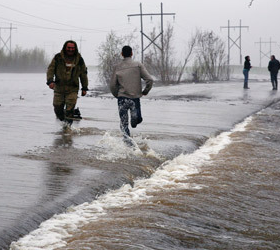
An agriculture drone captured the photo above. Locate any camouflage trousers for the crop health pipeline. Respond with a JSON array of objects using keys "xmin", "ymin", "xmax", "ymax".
[{"xmin": 53, "ymin": 91, "xmax": 78, "ymax": 121}]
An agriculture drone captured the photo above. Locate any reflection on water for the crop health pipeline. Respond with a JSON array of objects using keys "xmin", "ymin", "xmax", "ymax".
[
  {"xmin": 54, "ymin": 132, "xmax": 73, "ymax": 148},
  {"xmin": 243, "ymin": 89, "xmax": 250, "ymax": 103},
  {"xmin": 44, "ymin": 132, "xmax": 74, "ymax": 198}
]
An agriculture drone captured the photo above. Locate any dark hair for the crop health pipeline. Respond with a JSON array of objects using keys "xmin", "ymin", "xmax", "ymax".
[
  {"xmin": 122, "ymin": 46, "xmax": 132, "ymax": 57},
  {"xmin": 271, "ymin": 55, "xmax": 276, "ymax": 60},
  {"xmin": 62, "ymin": 40, "xmax": 78, "ymax": 55},
  {"xmin": 245, "ymin": 55, "xmax": 250, "ymax": 61}
]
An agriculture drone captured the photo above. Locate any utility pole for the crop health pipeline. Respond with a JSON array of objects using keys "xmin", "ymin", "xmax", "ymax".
[
  {"xmin": 70, "ymin": 36, "xmax": 85, "ymax": 53},
  {"xmin": 220, "ymin": 20, "xmax": 249, "ymax": 79},
  {"xmin": 78, "ymin": 36, "xmax": 85, "ymax": 53},
  {"xmin": 255, "ymin": 38, "xmax": 277, "ymax": 67},
  {"xmin": 0, "ymin": 23, "xmax": 17, "ymax": 56},
  {"xmin": 127, "ymin": 2, "xmax": 176, "ymax": 63}
]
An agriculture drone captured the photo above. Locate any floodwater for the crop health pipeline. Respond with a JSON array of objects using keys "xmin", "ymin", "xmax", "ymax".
[{"xmin": 0, "ymin": 72, "xmax": 280, "ymax": 249}]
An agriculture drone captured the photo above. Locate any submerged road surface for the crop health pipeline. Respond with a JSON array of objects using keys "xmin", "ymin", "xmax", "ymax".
[{"xmin": 0, "ymin": 73, "xmax": 279, "ymax": 249}]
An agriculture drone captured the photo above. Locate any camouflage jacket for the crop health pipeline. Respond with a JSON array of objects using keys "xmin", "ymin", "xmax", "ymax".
[{"xmin": 46, "ymin": 50, "xmax": 88, "ymax": 93}]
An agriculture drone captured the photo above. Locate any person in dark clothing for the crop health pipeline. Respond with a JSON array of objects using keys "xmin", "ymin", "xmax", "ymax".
[
  {"xmin": 46, "ymin": 40, "xmax": 88, "ymax": 126},
  {"xmin": 268, "ymin": 55, "xmax": 280, "ymax": 90},
  {"xmin": 243, "ymin": 55, "xmax": 252, "ymax": 89}
]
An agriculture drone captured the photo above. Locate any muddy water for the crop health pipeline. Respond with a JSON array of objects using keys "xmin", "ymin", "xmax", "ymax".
[
  {"xmin": 1, "ymin": 73, "xmax": 280, "ymax": 249},
  {"xmin": 54, "ymin": 102, "xmax": 280, "ymax": 250},
  {"xmin": 0, "ymin": 72, "xmax": 203, "ymax": 249}
]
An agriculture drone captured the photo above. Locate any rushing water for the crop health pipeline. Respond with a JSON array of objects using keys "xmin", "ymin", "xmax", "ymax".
[
  {"xmin": 1, "ymin": 73, "xmax": 280, "ymax": 249},
  {"xmin": 10, "ymin": 102, "xmax": 280, "ymax": 249}
]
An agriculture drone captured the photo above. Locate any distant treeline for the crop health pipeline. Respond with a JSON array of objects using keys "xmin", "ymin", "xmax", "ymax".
[{"xmin": 0, "ymin": 46, "xmax": 49, "ymax": 73}]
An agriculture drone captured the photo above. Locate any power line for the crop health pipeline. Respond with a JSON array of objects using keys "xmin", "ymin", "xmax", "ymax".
[
  {"xmin": 255, "ymin": 38, "xmax": 277, "ymax": 67},
  {"xmin": 0, "ymin": 3, "xmax": 107, "ymax": 32},
  {"xmin": 0, "ymin": 16, "xmax": 130, "ymax": 34},
  {"xmin": 220, "ymin": 20, "xmax": 249, "ymax": 65},
  {"xmin": 220, "ymin": 20, "xmax": 249, "ymax": 79},
  {"xmin": 0, "ymin": 17, "xmax": 81, "ymax": 32},
  {"xmin": 0, "ymin": 23, "xmax": 17, "ymax": 56},
  {"xmin": 127, "ymin": 2, "xmax": 176, "ymax": 63}
]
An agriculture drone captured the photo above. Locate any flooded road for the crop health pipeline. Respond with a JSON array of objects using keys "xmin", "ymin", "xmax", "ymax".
[{"xmin": 0, "ymin": 72, "xmax": 279, "ymax": 249}]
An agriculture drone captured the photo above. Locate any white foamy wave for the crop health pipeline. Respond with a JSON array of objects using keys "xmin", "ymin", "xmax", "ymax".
[
  {"xmin": 60, "ymin": 122, "xmax": 82, "ymax": 135},
  {"xmin": 10, "ymin": 117, "xmax": 252, "ymax": 250},
  {"xmin": 96, "ymin": 132, "xmax": 143, "ymax": 161},
  {"xmin": 232, "ymin": 116, "xmax": 252, "ymax": 132},
  {"xmin": 95, "ymin": 132, "xmax": 162, "ymax": 161}
]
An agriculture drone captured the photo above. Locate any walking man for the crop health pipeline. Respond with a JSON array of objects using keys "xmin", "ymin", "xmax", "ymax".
[
  {"xmin": 46, "ymin": 40, "xmax": 88, "ymax": 125},
  {"xmin": 110, "ymin": 45, "xmax": 153, "ymax": 143},
  {"xmin": 243, "ymin": 55, "xmax": 252, "ymax": 89},
  {"xmin": 268, "ymin": 55, "xmax": 280, "ymax": 90}
]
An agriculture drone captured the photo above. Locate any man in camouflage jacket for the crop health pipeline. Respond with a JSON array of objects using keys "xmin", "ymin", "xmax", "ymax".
[{"xmin": 46, "ymin": 40, "xmax": 88, "ymax": 124}]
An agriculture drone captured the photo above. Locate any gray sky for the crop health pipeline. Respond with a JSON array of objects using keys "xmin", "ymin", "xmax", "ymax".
[{"xmin": 0, "ymin": 0, "xmax": 279, "ymax": 66}]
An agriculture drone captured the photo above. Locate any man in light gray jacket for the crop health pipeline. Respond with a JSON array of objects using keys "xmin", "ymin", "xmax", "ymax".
[{"xmin": 110, "ymin": 45, "xmax": 153, "ymax": 141}]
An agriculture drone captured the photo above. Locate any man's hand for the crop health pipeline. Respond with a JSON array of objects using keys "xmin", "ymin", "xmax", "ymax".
[
  {"xmin": 48, "ymin": 82, "xmax": 55, "ymax": 89},
  {"xmin": 142, "ymin": 89, "xmax": 149, "ymax": 95},
  {"xmin": 81, "ymin": 90, "xmax": 87, "ymax": 96}
]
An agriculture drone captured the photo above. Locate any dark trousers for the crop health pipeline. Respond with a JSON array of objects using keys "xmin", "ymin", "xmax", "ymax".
[
  {"xmin": 118, "ymin": 97, "xmax": 142, "ymax": 137},
  {"xmin": 270, "ymin": 72, "xmax": 278, "ymax": 89},
  {"xmin": 53, "ymin": 91, "xmax": 78, "ymax": 121}
]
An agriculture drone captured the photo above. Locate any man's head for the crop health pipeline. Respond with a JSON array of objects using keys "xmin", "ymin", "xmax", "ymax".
[
  {"xmin": 271, "ymin": 55, "xmax": 276, "ymax": 60},
  {"xmin": 63, "ymin": 40, "xmax": 78, "ymax": 57},
  {"xmin": 245, "ymin": 55, "xmax": 250, "ymax": 61},
  {"xmin": 122, "ymin": 46, "xmax": 133, "ymax": 58}
]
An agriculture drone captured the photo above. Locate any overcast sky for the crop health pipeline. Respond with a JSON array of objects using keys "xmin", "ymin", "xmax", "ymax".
[{"xmin": 0, "ymin": 0, "xmax": 279, "ymax": 66}]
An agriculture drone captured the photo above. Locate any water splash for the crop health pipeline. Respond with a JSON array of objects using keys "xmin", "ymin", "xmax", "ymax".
[{"xmin": 10, "ymin": 117, "xmax": 252, "ymax": 250}]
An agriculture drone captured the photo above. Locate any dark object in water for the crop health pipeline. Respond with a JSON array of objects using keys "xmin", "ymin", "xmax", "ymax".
[
  {"xmin": 73, "ymin": 107, "xmax": 82, "ymax": 119},
  {"xmin": 64, "ymin": 107, "xmax": 82, "ymax": 120}
]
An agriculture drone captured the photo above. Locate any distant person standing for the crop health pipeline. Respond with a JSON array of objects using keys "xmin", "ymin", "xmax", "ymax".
[
  {"xmin": 268, "ymin": 55, "xmax": 280, "ymax": 90},
  {"xmin": 110, "ymin": 45, "xmax": 153, "ymax": 143},
  {"xmin": 46, "ymin": 40, "xmax": 88, "ymax": 125},
  {"xmin": 243, "ymin": 55, "xmax": 252, "ymax": 89}
]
